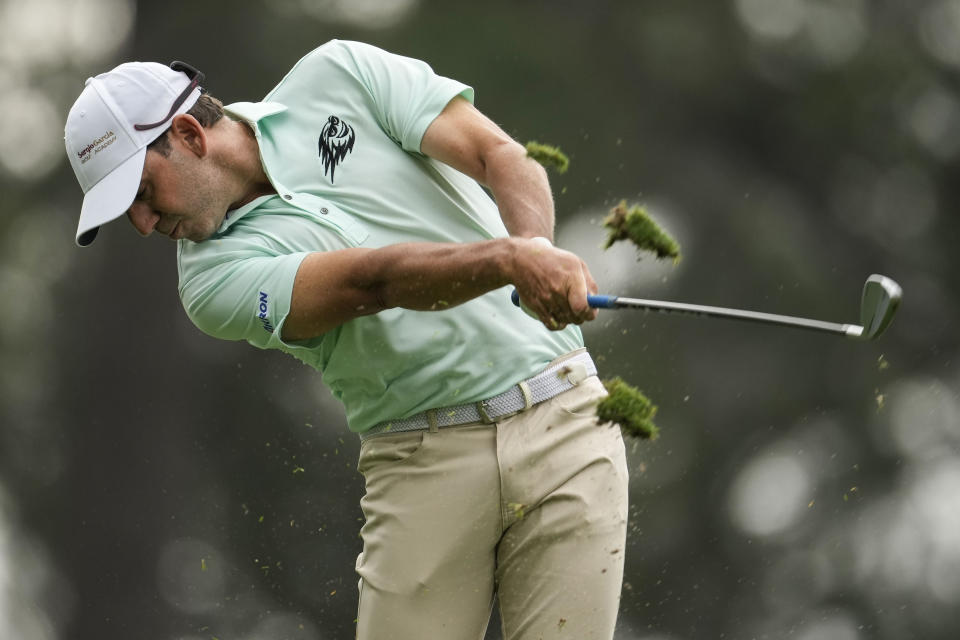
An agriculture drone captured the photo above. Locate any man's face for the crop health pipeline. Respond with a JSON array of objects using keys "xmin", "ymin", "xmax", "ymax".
[{"xmin": 126, "ymin": 142, "xmax": 229, "ymax": 243}]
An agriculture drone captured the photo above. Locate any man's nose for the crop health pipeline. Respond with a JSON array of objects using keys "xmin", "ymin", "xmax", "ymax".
[{"xmin": 126, "ymin": 203, "xmax": 159, "ymax": 237}]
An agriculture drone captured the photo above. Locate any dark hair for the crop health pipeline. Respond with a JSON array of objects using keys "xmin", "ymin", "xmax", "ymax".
[{"xmin": 146, "ymin": 94, "xmax": 225, "ymax": 157}]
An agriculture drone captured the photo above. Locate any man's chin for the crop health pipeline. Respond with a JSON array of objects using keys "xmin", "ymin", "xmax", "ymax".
[
  {"xmin": 183, "ymin": 221, "xmax": 222, "ymax": 243},
  {"xmin": 182, "ymin": 231, "xmax": 212, "ymax": 243}
]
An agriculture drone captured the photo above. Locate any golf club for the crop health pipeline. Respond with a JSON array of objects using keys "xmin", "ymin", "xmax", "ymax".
[{"xmin": 512, "ymin": 274, "xmax": 902, "ymax": 340}]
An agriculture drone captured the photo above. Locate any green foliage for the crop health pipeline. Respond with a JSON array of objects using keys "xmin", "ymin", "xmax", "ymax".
[
  {"xmin": 525, "ymin": 141, "xmax": 570, "ymax": 173},
  {"xmin": 597, "ymin": 377, "xmax": 659, "ymax": 440},
  {"xmin": 603, "ymin": 200, "xmax": 680, "ymax": 262}
]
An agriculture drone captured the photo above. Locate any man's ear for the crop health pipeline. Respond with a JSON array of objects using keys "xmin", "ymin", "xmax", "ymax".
[{"xmin": 168, "ymin": 114, "xmax": 207, "ymax": 158}]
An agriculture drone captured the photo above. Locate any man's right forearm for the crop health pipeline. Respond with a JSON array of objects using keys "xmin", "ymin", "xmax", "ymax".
[
  {"xmin": 285, "ymin": 238, "xmax": 515, "ymax": 340},
  {"xmin": 283, "ymin": 237, "xmax": 597, "ymax": 341},
  {"xmin": 360, "ymin": 238, "xmax": 516, "ymax": 312}
]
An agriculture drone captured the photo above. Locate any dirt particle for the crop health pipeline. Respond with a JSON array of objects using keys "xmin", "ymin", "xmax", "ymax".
[
  {"xmin": 525, "ymin": 141, "xmax": 570, "ymax": 174},
  {"xmin": 508, "ymin": 502, "xmax": 526, "ymax": 520},
  {"xmin": 602, "ymin": 200, "xmax": 680, "ymax": 262},
  {"xmin": 597, "ymin": 377, "xmax": 659, "ymax": 440}
]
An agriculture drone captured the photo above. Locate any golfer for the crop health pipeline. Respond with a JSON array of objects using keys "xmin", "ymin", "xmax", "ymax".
[{"xmin": 65, "ymin": 40, "xmax": 628, "ymax": 639}]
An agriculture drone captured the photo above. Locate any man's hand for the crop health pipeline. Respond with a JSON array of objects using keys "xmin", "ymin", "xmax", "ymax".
[
  {"xmin": 418, "ymin": 95, "xmax": 599, "ymax": 333},
  {"xmin": 508, "ymin": 237, "xmax": 599, "ymax": 331}
]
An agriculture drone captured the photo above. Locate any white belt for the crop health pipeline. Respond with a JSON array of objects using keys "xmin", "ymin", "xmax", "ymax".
[{"xmin": 359, "ymin": 351, "xmax": 597, "ymax": 442}]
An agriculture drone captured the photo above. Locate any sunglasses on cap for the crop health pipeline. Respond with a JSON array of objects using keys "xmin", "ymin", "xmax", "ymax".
[{"xmin": 134, "ymin": 61, "xmax": 205, "ymax": 132}]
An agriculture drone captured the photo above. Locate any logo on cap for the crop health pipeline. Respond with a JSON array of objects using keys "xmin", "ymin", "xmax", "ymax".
[{"xmin": 77, "ymin": 130, "xmax": 117, "ymax": 164}]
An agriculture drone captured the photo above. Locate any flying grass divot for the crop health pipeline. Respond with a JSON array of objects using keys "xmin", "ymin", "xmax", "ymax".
[
  {"xmin": 603, "ymin": 200, "xmax": 680, "ymax": 262},
  {"xmin": 597, "ymin": 377, "xmax": 659, "ymax": 440},
  {"xmin": 525, "ymin": 141, "xmax": 570, "ymax": 174}
]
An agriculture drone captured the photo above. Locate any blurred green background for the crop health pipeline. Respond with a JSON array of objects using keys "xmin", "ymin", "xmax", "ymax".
[{"xmin": 2, "ymin": 0, "xmax": 959, "ymax": 638}]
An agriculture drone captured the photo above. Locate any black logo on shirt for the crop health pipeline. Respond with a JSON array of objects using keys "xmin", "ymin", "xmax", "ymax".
[{"xmin": 318, "ymin": 115, "xmax": 355, "ymax": 183}]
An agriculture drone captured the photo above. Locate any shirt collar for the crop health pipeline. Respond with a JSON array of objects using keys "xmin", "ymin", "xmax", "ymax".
[
  {"xmin": 215, "ymin": 101, "xmax": 288, "ymax": 233},
  {"xmin": 217, "ymin": 194, "xmax": 276, "ymax": 233},
  {"xmin": 224, "ymin": 101, "xmax": 288, "ymax": 125}
]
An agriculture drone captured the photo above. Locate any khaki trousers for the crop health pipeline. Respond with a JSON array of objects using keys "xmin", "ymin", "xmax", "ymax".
[{"xmin": 354, "ymin": 374, "xmax": 629, "ymax": 640}]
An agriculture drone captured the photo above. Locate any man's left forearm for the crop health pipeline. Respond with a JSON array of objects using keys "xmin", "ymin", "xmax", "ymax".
[
  {"xmin": 419, "ymin": 96, "xmax": 557, "ymax": 239},
  {"xmin": 483, "ymin": 140, "xmax": 556, "ymax": 240}
]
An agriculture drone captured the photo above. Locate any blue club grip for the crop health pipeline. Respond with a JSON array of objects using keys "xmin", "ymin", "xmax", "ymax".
[
  {"xmin": 511, "ymin": 289, "xmax": 619, "ymax": 309},
  {"xmin": 587, "ymin": 294, "xmax": 619, "ymax": 308}
]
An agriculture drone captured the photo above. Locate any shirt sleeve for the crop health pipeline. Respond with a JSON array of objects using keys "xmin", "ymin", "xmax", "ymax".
[
  {"xmin": 177, "ymin": 241, "xmax": 309, "ymax": 351},
  {"xmin": 333, "ymin": 40, "xmax": 475, "ymax": 154}
]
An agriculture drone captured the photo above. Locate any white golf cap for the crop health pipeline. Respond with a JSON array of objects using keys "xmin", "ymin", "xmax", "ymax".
[{"xmin": 64, "ymin": 61, "xmax": 203, "ymax": 246}]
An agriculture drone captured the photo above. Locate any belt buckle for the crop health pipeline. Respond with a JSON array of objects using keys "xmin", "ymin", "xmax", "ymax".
[
  {"xmin": 476, "ymin": 399, "xmax": 495, "ymax": 424},
  {"xmin": 476, "ymin": 381, "xmax": 535, "ymax": 424},
  {"xmin": 478, "ymin": 399, "xmax": 519, "ymax": 423}
]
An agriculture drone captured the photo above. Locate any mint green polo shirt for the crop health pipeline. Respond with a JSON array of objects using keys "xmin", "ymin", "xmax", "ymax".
[{"xmin": 177, "ymin": 40, "xmax": 583, "ymax": 432}]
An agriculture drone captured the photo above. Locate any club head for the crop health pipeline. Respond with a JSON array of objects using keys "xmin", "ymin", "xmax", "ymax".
[{"xmin": 859, "ymin": 274, "xmax": 902, "ymax": 340}]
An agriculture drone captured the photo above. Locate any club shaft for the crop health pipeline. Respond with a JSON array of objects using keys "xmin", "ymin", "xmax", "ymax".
[{"xmin": 593, "ymin": 295, "xmax": 864, "ymax": 338}]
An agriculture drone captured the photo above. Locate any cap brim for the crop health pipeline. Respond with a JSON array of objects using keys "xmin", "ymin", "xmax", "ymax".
[{"xmin": 75, "ymin": 146, "xmax": 146, "ymax": 247}]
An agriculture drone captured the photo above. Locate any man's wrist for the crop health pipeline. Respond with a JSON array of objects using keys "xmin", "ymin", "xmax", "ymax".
[
  {"xmin": 501, "ymin": 235, "xmax": 554, "ymax": 289},
  {"xmin": 529, "ymin": 236, "xmax": 552, "ymax": 248}
]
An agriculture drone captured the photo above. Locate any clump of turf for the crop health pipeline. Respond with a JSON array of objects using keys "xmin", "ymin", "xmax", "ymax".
[
  {"xmin": 597, "ymin": 377, "xmax": 659, "ymax": 440},
  {"xmin": 603, "ymin": 200, "xmax": 680, "ymax": 262},
  {"xmin": 525, "ymin": 141, "xmax": 569, "ymax": 174}
]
